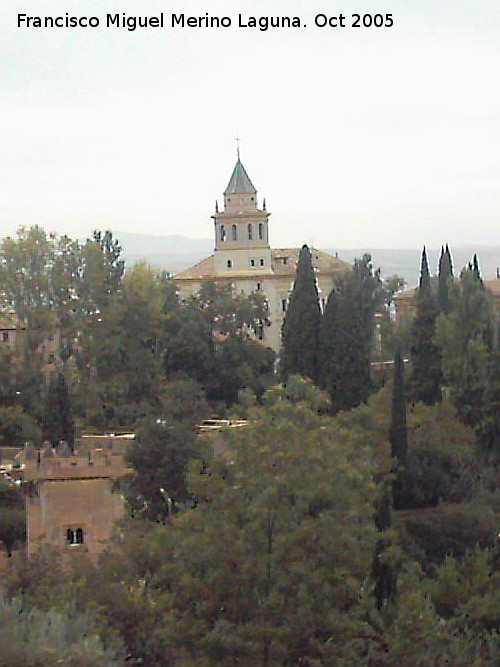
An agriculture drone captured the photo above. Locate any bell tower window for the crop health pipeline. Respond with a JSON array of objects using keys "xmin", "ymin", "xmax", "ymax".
[
  {"xmin": 220, "ymin": 225, "xmax": 226, "ymax": 242},
  {"xmin": 232, "ymin": 225, "xmax": 238, "ymax": 241},
  {"xmin": 227, "ymin": 260, "xmax": 232, "ymax": 268},
  {"xmin": 258, "ymin": 223, "xmax": 264, "ymax": 240},
  {"xmin": 247, "ymin": 224, "xmax": 253, "ymax": 240}
]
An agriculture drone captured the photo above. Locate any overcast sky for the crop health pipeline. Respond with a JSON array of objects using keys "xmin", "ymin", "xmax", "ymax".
[{"xmin": 1, "ymin": 0, "xmax": 500, "ymax": 250}]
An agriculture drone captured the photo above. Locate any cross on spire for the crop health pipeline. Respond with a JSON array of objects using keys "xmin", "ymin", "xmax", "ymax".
[{"xmin": 235, "ymin": 134, "xmax": 241, "ymax": 159}]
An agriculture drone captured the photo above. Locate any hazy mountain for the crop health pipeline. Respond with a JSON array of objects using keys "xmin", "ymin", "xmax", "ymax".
[
  {"xmin": 116, "ymin": 231, "xmax": 499, "ymax": 287},
  {"xmin": 116, "ymin": 231, "xmax": 214, "ymax": 275}
]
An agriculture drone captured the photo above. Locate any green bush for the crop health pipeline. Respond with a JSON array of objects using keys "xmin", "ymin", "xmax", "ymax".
[
  {"xmin": 0, "ymin": 596, "xmax": 126, "ymax": 666},
  {"xmin": 407, "ymin": 402, "xmax": 480, "ymax": 507},
  {"xmin": 400, "ymin": 501, "xmax": 496, "ymax": 565},
  {"xmin": 0, "ymin": 405, "xmax": 41, "ymax": 446}
]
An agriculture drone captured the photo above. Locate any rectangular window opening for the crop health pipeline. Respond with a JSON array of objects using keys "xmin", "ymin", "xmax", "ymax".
[{"xmin": 66, "ymin": 527, "xmax": 85, "ymax": 545}]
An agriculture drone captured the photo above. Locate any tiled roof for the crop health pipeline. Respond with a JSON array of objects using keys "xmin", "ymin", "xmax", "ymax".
[
  {"xmin": 174, "ymin": 255, "xmax": 215, "ymax": 280},
  {"xmin": 174, "ymin": 248, "xmax": 350, "ymax": 281},
  {"xmin": 272, "ymin": 248, "xmax": 350, "ymax": 275}
]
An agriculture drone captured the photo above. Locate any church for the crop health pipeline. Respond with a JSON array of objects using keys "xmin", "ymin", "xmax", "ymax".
[{"xmin": 174, "ymin": 154, "xmax": 349, "ymax": 352}]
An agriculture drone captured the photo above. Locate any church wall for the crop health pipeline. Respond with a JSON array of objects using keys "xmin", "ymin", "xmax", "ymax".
[{"xmin": 177, "ymin": 272, "xmax": 338, "ymax": 353}]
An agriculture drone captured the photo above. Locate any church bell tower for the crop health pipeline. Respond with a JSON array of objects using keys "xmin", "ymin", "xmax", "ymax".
[{"xmin": 212, "ymin": 153, "xmax": 272, "ymax": 275}]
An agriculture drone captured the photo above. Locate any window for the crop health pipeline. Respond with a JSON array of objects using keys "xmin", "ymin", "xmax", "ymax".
[
  {"xmin": 260, "ymin": 259, "xmax": 264, "ymax": 266},
  {"xmin": 220, "ymin": 225, "xmax": 226, "ymax": 242},
  {"xmin": 282, "ymin": 299, "xmax": 287, "ymax": 313},
  {"xmin": 66, "ymin": 528, "xmax": 84, "ymax": 545},
  {"xmin": 227, "ymin": 260, "xmax": 232, "ymax": 269},
  {"xmin": 283, "ymin": 257, "xmax": 288, "ymax": 265},
  {"xmin": 247, "ymin": 223, "xmax": 253, "ymax": 240},
  {"xmin": 256, "ymin": 282, "xmax": 261, "ymax": 291},
  {"xmin": 232, "ymin": 225, "xmax": 238, "ymax": 241},
  {"xmin": 258, "ymin": 223, "xmax": 264, "ymax": 240},
  {"xmin": 251, "ymin": 259, "xmax": 255, "ymax": 267}
]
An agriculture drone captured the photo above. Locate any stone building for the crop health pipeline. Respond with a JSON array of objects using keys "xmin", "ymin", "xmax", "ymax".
[
  {"xmin": 174, "ymin": 154, "xmax": 350, "ymax": 352},
  {"xmin": 22, "ymin": 440, "xmax": 133, "ymax": 562}
]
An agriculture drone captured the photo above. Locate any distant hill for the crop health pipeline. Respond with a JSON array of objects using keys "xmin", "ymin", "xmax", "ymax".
[
  {"xmin": 116, "ymin": 231, "xmax": 214, "ymax": 275},
  {"xmin": 115, "ymin": 231, "xmax": 499, "ymax": 287}
]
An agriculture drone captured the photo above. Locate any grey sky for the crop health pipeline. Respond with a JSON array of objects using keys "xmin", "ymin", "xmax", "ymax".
[{"xmin": 1, "ymin": 0, "xmax": 500, "ymax": 249}]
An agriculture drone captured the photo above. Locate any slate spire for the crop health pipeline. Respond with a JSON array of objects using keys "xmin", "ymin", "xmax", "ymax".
[{"xmin": 224, "ymin": 156, "xmax": 257, "ymax": 195}]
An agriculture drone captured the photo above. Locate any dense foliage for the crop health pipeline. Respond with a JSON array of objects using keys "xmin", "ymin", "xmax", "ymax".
[
  {"xmin": 319, "ymin": 254, "xmax": 381, "ymax": 413},
  {"xmin": 0, "ymin": 227, "xmax": 499, "ymax": 665},
  {"xmin": 0, "ymin": 226, "xmax": 275, "ymax": 444}
]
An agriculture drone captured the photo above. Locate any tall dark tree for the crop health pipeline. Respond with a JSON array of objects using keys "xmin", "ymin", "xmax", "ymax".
[
  {"xmin": 483, "ymin": 349, "xmax": 500, "ymax": 459},
  {"xmin": 42, "ymin": 373, "xmax": 75, "ymax": 449},
  {"xmin": 281, "ymin": 245, "xmax": 321, "ymax": 382},
  {"xmin": 419, "ymin": 245, "xmax": 431, "ymax": 294},
  {"xmin": 471, "ymin": 253, "xmax": 481, "ymax": 281},
  {"xmin": 437, "ymin": 260, "xmax": 496, "ymax": 451},
  {"xmin": 318, "ymin": 288, "xmax": 338, "ymax": 392},
  {"xmin": 438, "ymin": 244, "xmax": 453, "ymax": 314},
  {"xmin": 390, "ymin": 349, "xmax": 409, "ymax": 509},
  {"xmin": 410, "ymin": 247, "xmax": 442, "ymax": 405},
  {"xmin": 372, "ymin": 479, "xmax": 397, "ymax": 609},
  {"xmin": 320, "ymin": 254, "xmax": 380, "ymax": 413}
]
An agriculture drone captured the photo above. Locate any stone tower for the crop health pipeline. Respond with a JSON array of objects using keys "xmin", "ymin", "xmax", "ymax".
[
  {"xmin": 175, "ymin": 153, "xmax": 351, "ymax": 351},
  {"xmin": 212, "ymin": 154, "xmax": 272, "ymax": 275},
  {"xmin": 22, "ymin": 441, "xmax": 133, "ymax": 563}
]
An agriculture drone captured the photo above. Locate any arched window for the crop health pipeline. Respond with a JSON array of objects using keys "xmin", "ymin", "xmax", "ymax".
[
  {"xmin": 220, "ymin": 225, "xmax": 226, "ymax": 242},
  {"xmin": 247, "ymin": 223, "xmax": 253, "ymax": 240},
  {"xmin": 67, "ymin": 527, "xmax": 85, "ymax": 545},
  {"xmin": 258, "ymin": 223, "xmax": 264, "ymax": 240},
  {"xmin": 232, "ymin": 224, "xmax": 238, "ymax": 241}
]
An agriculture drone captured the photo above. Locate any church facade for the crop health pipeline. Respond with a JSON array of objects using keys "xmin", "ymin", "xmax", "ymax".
[{"xmin": 174, "ymin": 156, "xmax": 350, "ymax": 352}]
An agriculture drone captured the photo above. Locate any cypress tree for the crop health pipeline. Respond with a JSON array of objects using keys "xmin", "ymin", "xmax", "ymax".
[
  {"xmin": 439, "ymin": 261, "xmax": 495, "ymax": 450},
  {"xmin": 320, "ymin": 254, "xmax": 380, "ymax": 413},
  {"xmin": 318, "ymin": 288, "xmax": 337, "ymax": 392},
  {"xmin": 372, "ymin": 480, "xmax": 396, "ymax": 610},
  {"xmin": 438, "ymin": 244, "xmax": 453, "ymax": 314},
  {"xmin": 471, "ymin": 253, "xmax": 481, "ymax": 281},
  {"xmin": 390, "ymin": 348, "xmax": 409, "ymax": 509},
  {"xmin": 42, "ymin": 372, "xmax": 75, "ymax": 450},
  {"xmin": 411, "ymin": 247, "xmax": 442, "ymax": 404},
  {"xmin": 281, "ymin": 245, "xmax": 321, "ymax": 381},
  {"xmin": 419, "ymin": 245, "xmax": 431, "ymax": 294}
]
